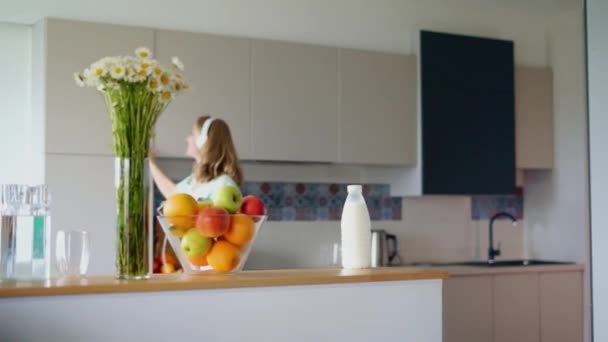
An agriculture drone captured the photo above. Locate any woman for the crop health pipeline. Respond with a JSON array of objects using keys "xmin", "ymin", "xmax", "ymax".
[{"xmin": 149, "ymin": 115, "xmax": 243, "ymax": 201}]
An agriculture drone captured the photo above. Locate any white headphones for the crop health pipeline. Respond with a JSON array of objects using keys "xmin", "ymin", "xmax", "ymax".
[{"xmin": 195, "ymin": 117, "xmax": 216, "ymax": 148}]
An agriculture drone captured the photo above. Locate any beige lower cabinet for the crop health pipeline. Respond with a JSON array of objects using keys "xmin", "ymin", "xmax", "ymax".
[
  {"xmin": 493, "ymin": 274, "xmax": 540, "ymax": 342},
  {"xmin": 443, "ymin": 276, "xmax": 493, "ymax": 342},
  {"xmin": 539, "ymin": 272, "xmax": 584, "ymax": 342},
  {"xmin": 443, "ymin": 270, "xmax": 583, "ymax": 342}
]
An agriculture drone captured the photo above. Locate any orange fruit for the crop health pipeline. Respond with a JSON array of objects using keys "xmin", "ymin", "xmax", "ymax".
[
  {"xmin": 163, "ymin": 193, "xmax": 198, "ymax": 229},
  {"xmin": 161, "ymin": 252, "xmax": 177, "ymax": 265},
  {"xmin": 160, "ymin": 263, "xmax": 175, "ymax": 274},
  {"xmin": 206, "ymin": 240, "xmax": 240, "ymax": 273},
  {"xmin": 224, "ymin": 214, "xmax": 254, "ymax": 247},
  {"xmin": 188, "ymin": 253, "xmax": 209, "ymax": 267}
]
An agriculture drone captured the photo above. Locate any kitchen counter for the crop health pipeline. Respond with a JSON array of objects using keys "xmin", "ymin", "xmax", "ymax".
[
  {"xmin": 0, "ymin": 267, "xmax": 447, "ymax": 298},
  {"xmin": 407, "ymin": 263, "xmax": 584, "ymax": 276},
  {"xmin": 0, "ymin": 267, "xmax": 446, "ymax": 342}
]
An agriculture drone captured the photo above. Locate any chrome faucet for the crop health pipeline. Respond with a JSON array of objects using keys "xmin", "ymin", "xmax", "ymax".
[{"xmin": 488, "ymin": 212, "xmax": 517, "ymax": 263}]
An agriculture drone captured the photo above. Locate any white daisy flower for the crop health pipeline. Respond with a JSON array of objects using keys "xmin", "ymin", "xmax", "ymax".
[
  {"xmin": 110, "ymin": 65, "xmax": 125, "ymax": 80},
  {"xmin": 123, "ymin": 56, "xmax": 137, "ymax": 66},
  {"xmin": 152, "ymin": 66, "xmax": 164, "ymax": 77},
  {"xmin": 83, "ymin": 68, "xmax": 102, "ymax": 87},
  {"xmin": 74, "ymin": 73, "xmax": 85, "ymax": 87},
  {"xmin": 169, "ymin": 73, "xmax": 188, "ymax": 93},
  {"xmin": 171, "ymin": 81, "xmax": 184, "ymax": 93},
  {"xmin": 171, "ymin": 57, "xmax": 184, "ymax": 71},
  {"xmin": 147, "ymin": 78, "xmax": 161, "ymax": 92},
  {"xmin": 159, "ymin": 90, "xmax": 174, "ymax": 103},
  {"xmin": 124, "ymin": 67, "xmax": 143, "ymax": 83},
  {"xmin": 159, "ymin": 73, "xmax": 171, "ymax": 87},
  {"xmin": 139, "ymin": 60, "xmax": 153, "ymax": 71},
  {"xmin": 135, "ymin": 47, "xmax": 152, "ymax": 59},
  {"xmin": 90, "ymin": 61, "xmax": 108, "ymax": 77},
  {"xmin": 134, "ymin": 63, "xmax": 152, "ymax": 78}
]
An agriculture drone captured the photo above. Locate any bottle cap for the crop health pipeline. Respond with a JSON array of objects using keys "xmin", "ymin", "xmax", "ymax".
[{"xmin": 347, "ymin": 185, "xmax": 362, "ymax": 193}]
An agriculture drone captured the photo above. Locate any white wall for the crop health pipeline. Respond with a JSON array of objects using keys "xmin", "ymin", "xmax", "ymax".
[
  {"xmin": 0, "ymin": 23, "xmax": 35, "ymax": 184},
  {"xmin": 524, "ymin": 8, "xmax": 587, "ymax": 263},
  {"xmin": 588, "ymin": 0, "xmax": 608, "ymax": 341}
]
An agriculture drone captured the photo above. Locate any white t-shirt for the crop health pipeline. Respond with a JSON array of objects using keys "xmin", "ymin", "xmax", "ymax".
[{"xmin": 175, "ymin": 174, "xmax": 239, "ymax": 201}]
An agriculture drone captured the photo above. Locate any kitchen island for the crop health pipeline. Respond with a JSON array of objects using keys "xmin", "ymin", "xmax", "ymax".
[{"xmin": 0, "ymin": 267, "xmax": 447, "ymax": 342}]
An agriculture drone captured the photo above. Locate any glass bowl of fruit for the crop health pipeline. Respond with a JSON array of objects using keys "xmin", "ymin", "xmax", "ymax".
[{"xmin": 157, "ymin": 186, "xmax": 266, "ymax": 274}]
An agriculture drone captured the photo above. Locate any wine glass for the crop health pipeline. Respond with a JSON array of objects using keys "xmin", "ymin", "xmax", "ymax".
[{"xmin": 55, "ymin": 230, "xmax": 90, "ymax": 277}]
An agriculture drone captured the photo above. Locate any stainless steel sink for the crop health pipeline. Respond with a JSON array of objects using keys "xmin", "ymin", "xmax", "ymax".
[{"xmin": 436, "ymin": 259, "xmax": 574, "ymax": 267}]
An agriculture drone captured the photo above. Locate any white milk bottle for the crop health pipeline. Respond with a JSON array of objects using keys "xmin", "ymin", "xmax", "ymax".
[{"xmin": 340, "ymin": 185, "xmax": 371, "ymax": 269}]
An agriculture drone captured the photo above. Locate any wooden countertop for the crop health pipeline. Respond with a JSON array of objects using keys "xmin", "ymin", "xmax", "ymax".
[{"xmin": 0, "ymin": 267, "xmax": 448, "ymax": 298}]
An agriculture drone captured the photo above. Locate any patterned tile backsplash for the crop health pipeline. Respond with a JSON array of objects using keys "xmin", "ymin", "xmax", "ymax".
[
  {"xmin": 471, "ymin": 187, "xmax": 524, "ymax": 220},
  {"xmin": 242, "ymin": 182, "xmax": 402, "ymax": 221},
  {"xmin": 154, "ymin": 181, "xmax": 402, "ymax": 221},
  {"xmin": 154, "ymin": 180, "xmax": 523, "ymax": 221}
]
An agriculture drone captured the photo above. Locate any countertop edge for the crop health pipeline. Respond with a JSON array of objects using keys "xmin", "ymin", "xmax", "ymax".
[
  {"xmin": 0, "ymin": 268, "xmax": 448, "ymax": 298},
  {"xmin": 426, "ymin": 263, "xmax": 585, "ymax": 276}
]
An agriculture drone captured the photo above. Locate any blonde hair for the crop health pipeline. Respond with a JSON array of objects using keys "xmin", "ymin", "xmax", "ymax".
[{"xmin": 193, "ymin": 115, "xmax": 243, "ymax": 187}]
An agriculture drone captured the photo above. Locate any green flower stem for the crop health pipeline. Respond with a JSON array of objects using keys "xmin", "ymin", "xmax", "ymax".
[{"xmin": 104, "ymin": 82, "xmax": 168, "ymax": 279}]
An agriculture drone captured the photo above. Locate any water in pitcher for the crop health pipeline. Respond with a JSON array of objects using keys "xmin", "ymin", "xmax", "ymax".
[{"xmin": 0, "ymin": 185, "xmax": 51, "ymax": 280}]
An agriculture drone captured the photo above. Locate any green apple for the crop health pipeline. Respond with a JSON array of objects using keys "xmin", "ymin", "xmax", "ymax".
[
  {"xmin": 180, "ymin": 228, "xmax": 212, "ymax": 258},
  {"xmin": 212, "ymin": 185, "xmax": 243, "ymax": 214}
]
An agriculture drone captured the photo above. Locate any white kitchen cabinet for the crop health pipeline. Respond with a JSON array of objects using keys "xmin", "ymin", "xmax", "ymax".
[
  {"xmin": 251, "ymin": 40, "xmax": 338, "ymax": 162},
  {"xmin": 443, "ymin": 276, "xmax": 493, "ymax": 342},
  {"xmin": 539, "ymin": 272, "xmax": 584, "ymax": 342},
  {"xmin": 43, "ymin": 18, "xmax": 154, "ymax": 155},
  {"xmin": 515, "ymin": 66, "xmax": 554, "ymax": 169},
  {"xmin": 493, "ymin": 273, "xmax": 540, "ymax": 342},
  {"xmin": 154, "ymin": 30, "xmax": 252, "ymax": 159},
  {"xmin": 339, "ymin": 49, "xmax": 417, "ymax": 165}
]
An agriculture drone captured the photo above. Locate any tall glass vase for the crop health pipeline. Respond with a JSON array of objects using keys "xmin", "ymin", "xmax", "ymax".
[{"xmin": 115, "ymin": 157, "xmax": 152, "ymax": 280}]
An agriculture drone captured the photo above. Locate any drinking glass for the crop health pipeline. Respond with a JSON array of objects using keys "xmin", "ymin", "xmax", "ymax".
[
  {"xmin": 31, "ymin": 185, "xmax": 51, "ymax": 215},
  {"xmin": 1, "ymin": 184, "xmax": 19, "ymax": 214},
  {"xmin": 55, "ymin": 230, "xmax": 90, "ymax": 277}
]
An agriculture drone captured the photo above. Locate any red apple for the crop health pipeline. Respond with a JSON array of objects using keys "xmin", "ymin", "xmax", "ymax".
[
  {"xmin": 195, "ymin": 206, "xmax": 230, "ymax": 238},
  {"xmin": 240, "ymin": 195, "xmax": 266, "ymax": 216}
]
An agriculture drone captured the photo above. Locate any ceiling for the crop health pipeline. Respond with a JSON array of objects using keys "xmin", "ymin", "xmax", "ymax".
[{"xmin": 0, "ymin": 0, "xmax": 583, "ymax": 28}]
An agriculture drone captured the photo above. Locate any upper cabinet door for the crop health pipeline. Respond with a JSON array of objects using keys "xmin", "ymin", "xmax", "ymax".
[
  {"xmin": 421, "ymin": 31, "xmax": 516, "ymax": 195},
  {"xmin": 339, "ymin": 49, "xmax": 417, "ymax": 165},
  {"xmin": 155, "ymin": 30, "xmax": 252, "ymax": 159},
  {"xmin": 251, "ymin": 40, "xmax": 338, "ymax": 162},
  {"xmin": 45, "ymin": 19, "xmax": 154, "ymax": 155},
  {"xmin": 515, "ymin": 66, "xmax": 554, "ymax": 169}
]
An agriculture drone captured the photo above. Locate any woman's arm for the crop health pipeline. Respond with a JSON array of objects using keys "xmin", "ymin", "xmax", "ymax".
[{"xmin": 148, "ymin": 151, "xmax": 177, "ymax": 199}]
